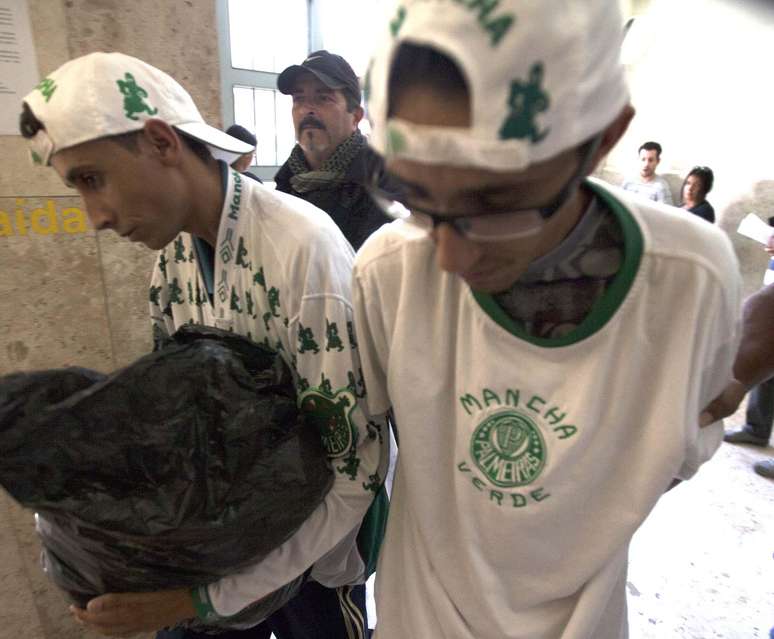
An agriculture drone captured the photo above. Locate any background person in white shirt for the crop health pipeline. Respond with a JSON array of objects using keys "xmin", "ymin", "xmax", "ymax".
[{"xmin": 621, "ymin": 140, "xmax": 674, "ymax": 204}]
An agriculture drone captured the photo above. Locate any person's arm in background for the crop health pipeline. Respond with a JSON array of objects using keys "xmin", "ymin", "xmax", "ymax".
[
  {"xmin": 660, "ymin": 178, "xmax": 674, "ymax": 205},
  {"xmin": 702, "ymin": 237, "xmax": 774, "ymax": 423}
]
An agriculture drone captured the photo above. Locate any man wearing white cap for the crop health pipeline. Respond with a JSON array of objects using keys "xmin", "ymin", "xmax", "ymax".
[
  {"xmin": 352, "ymin": 1, "xmax": 741, "ymax": 637},
  {"xmin": 20, "ymin": 52, "xmax": 388, "ymax": 638}
]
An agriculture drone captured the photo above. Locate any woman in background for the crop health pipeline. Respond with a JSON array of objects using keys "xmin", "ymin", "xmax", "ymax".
[{"xmin": 680, "ymin": 165, "xmax": 715, "ymax": 223}]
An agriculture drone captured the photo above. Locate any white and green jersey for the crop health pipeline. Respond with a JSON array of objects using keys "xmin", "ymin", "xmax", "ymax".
[
  {"xmin": 352, "ymin": 179, "xmax": 740, "ymax": 639},
  {"xmin": 149, "ymin": 166, "xmax": 389, "ymax": 621}
]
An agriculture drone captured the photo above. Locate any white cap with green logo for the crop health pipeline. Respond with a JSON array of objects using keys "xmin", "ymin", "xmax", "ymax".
[
  {"xmin": 366, "ymin": 0, "xmax": 630, "ymax": 172},
  {"xmin": 21, "ymin": 51, "xmax": 253, "ymax": 166}
]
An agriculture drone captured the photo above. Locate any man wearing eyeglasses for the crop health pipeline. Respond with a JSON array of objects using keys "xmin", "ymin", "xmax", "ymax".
[{"xmin": 351, "ymin": 2, "xmax": 741, "ymax": 638}]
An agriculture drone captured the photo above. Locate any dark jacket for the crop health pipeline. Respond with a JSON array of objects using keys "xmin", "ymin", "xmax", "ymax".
[
  {"xmin": 275, "ymin": 145, "xmax": 393, "ymax": 250},
  {"xmin": 687, "ymin": 200, "xmax": 715, "ymax": 224}
]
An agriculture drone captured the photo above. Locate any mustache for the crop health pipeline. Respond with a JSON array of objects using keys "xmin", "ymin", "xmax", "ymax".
[{"xmin": 299, "ymin": 116, "xmax": 326, "ymax": 131}]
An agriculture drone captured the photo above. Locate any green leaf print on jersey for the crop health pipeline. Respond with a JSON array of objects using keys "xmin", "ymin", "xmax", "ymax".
[
  {"xmin": 362, "ymin": 472, "xmax": 381, "ymax": 493},
  {"xmin": 187, "ymin": 281, "xmax": 194, "ymax": 304},
  {"xmin": 149, "ymin": 285, "xmax": 162, "ymax": 305},
  {"xmin": 347, "ymin": 321, "xmax": 357, "ymax": 349},
  {"xmin": 254, "ymin": 266, "xmax": 266, "ymax": 291},
  {"xmin": 297, "ymin": 376, "xmax": 310, "ymax": 393},
  {"xmin": 367, "ymin": 420, "xmax": 383, "ymax": 444},
  {"xmin": 188, "ymin": 249, "xmax": 195, "ymax": 262},
  {"xmin": 298, "ymin": 324, "xmax": 320, "ymax": 354},
  {"xmin": 267, "ymin": 287, "xmax": 281, "ymax": 317},
  {"xmin": 262, "ymin": 312, "xmax": 272, "ymax": 332},
  {"xmin": 245, "ymin": 290, "xmax": 256, "ymax": 318},
  {"xmin": 274, "ymin": 339, "xmax": 284, "ymax": 352},
  {"xmin": 162, "ymin": 302, "xmax": 173, "ymax": 318},
  {"xmin": 195, "ymin": 285, "xmax": 206, "ymax": 307},
  {"xmin": 318, "ymin": 372, "xmax": 333, "ymax": 396},
  {"xmin": 346, "ymin": 370, "xmax": 366, "ymax": 399},
  {"xmin": 174, "ymin": 237, "xmax": 187, "ymax": 263},
  {"xmin": 158, "ymin": 254, "xmax": 168, "ymax": 278},
  {"xmin": 236, "ymin": 237, "xmax": 252, "ymax": 270},
  {"xmin": 168, "ymin": 278, "xmax": 184, "ymax": 304},
  {"xmin": 230, "ymin": 287, "xmax": 242, "ymax": 313},
  {"xmin": 325, "ymin": 320, "xmax": 345, "ymax": 352},
  {"xmin": 337, "ymin": 451, "xmax": 360, "ymax": 481}
]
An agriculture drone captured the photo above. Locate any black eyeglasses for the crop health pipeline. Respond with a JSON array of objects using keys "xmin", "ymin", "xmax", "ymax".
[{"xmin": 367, "ymin": 134, "xmax": 603, "ymax": 242}]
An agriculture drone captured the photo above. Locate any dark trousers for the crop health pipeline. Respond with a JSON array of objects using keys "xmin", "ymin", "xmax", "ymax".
[
  {"xmin": 745, "ymin": 377, "xmax": 774, "ymax": 440},
  {"xmin": 156, "ymin": 581, "xmax": 368, "ymax": 639}
]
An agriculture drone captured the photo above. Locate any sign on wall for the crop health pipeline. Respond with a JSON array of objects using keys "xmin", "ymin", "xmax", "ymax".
[{"xmin": 0, "ymin": 0, "xmax": 39, "ymax": 135}]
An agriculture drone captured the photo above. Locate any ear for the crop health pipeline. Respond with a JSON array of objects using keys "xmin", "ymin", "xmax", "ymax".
[
  {"xmin": 588, "ymin": 104, "xmax": 635, "ymax": 173},
  {"xmin": 351, "ymin": 105, "xmax": 365, "ymax": 128},
  {"xmin": 140, "ymin": 119, "xmax": 183, "ymax": 166}
]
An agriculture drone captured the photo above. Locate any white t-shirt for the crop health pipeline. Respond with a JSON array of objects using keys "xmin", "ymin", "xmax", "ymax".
[
  {"xmin": 352, "ymin": 179, "xmax": 740, "ymax": 639},
  {"xmin": 620, "ymin": 174, "xmax": 674, "ymax": 205},
  {"xmin": 149, "ymin": 166, "xmax": 390, "ymax": 622}
]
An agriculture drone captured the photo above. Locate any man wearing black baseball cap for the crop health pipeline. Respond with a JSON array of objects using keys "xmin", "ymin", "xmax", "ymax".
[
  {"xmin": 274, "ymin": 50, "xmax": 392, "ymax": 250},
  {"xmin": 225, "ymin": 124, "xmax": 262, "ymax": 182}
]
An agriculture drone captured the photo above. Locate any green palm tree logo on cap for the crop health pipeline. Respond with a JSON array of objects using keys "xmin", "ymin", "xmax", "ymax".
[
  {"xmin": 499, "ymin": 62, "xmax": 550, "ymax": 143},
  {"xmin": 36, "ymin": 78, "xmax": 57, "ymax": 103},
  {"xmin": 117, "ymin": 72, "xmax": 158, "ymax": 121}
]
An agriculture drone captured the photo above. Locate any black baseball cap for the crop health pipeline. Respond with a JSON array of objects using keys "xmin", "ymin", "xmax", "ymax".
[
  {"xmin": 225, "ymin": 124, "xmax": 257, "ymax": 148},
  {"xmin": 277, "ymin": 50, "xmax": 361, "ymax": 105}
]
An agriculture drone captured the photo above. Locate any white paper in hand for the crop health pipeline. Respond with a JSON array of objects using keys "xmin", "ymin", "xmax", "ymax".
[{"xmin": 737, "ymin": 213, "xmax": 774, "ymax": 245}]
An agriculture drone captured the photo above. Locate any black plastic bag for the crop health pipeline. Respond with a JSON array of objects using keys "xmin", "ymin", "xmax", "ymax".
[{"xmin": 0, "ymin": 325, "xmax": 333, "ymax": 631}]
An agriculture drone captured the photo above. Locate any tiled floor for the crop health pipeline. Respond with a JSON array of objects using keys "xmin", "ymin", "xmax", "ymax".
[{"xmin": 1, "ymin": 413, "xmax": 772, "ymax": 639}]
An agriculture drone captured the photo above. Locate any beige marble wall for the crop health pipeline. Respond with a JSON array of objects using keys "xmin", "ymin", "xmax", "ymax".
[
  {"xmin": 0, "ymin": 2, "xmax": 220, "ymax": 638},
  {"xmin": 0, "ymin": 0, "xmax": 221, "ymax": 377}
]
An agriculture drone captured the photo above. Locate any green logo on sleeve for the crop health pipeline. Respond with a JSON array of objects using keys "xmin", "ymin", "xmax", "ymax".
[
  {"xmin": 300, "ymin": 386, "xmax": 358, "ymax": 458},
  {"xmin": 499, "ymin": 63, "xmax": 550, "ymax": 143},
  {"xmin": 117, "ymin": 72, "xmax": 158, "ymax": 121}
]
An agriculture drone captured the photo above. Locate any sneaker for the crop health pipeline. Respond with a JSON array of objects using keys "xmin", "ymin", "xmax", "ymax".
[
  {"xmin": 753, "ymin": 458, "xmax": 774, "ymax": 479},
  {"xmin": 723, "ymin": 427, "xmax": 769, "ymax": 446}
]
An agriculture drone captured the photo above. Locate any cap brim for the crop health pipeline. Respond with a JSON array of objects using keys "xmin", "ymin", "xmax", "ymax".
[
  {"xmin": 277, "ymin": 65, "xmax": 346, "ymax": 94},
  {"xmin": 176, "ymin": 121, "xmax": 255, "ymax": 153},
  {"xmin": 176, "ymin": 121, "xmax": 254, "ymax": 164}
]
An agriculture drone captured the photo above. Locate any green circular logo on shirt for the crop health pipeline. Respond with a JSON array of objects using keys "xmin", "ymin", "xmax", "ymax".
[{"xmin": 471, "ymin": 410, "xmax": 546, "ymax": 487}]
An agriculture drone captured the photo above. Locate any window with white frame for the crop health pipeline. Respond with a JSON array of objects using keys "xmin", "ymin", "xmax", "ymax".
[{"xmin": 217, "ymin": 0, "xmax": 393, "ymax": 182}]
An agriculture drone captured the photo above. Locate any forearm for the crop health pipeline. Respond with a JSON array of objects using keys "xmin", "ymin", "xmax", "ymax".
[
  {"xmin": 732, "ymin": 283, "xmax": 774, "ymax": 388},
  {"xmin": 204, "ymin": 485, "xmax": 376, "ymax": 618}
]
